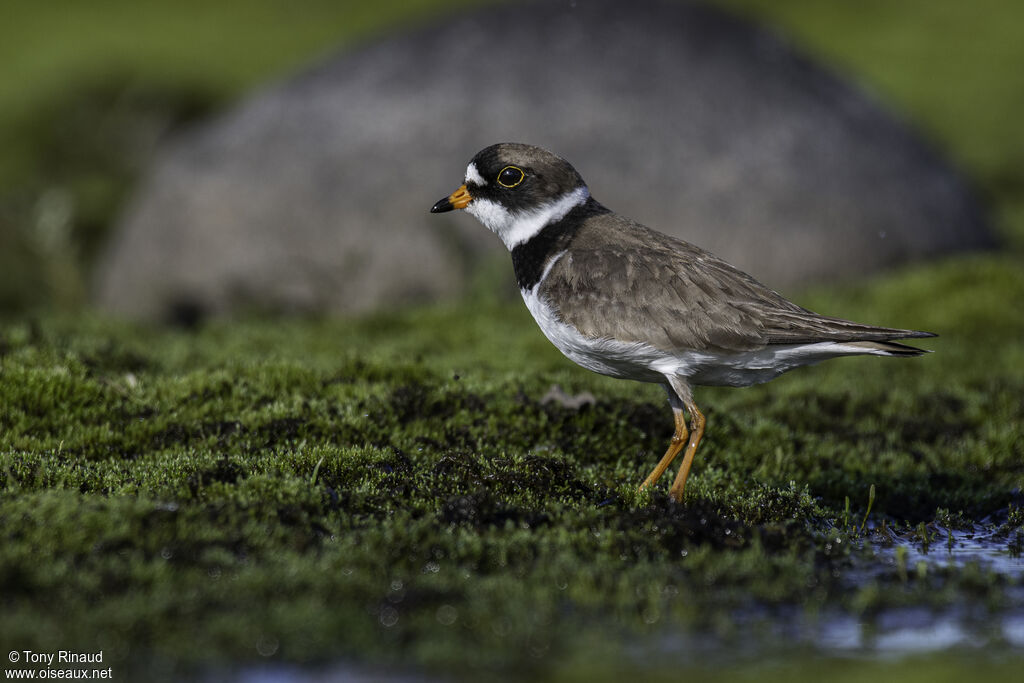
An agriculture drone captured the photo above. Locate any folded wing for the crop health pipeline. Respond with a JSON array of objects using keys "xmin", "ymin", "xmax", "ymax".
[{"xmin": 539, "ymin": 218, "xmax": 935, "ymax": 355}]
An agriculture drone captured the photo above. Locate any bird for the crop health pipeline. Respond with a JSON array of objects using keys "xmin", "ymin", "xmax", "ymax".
[{"xmin": 430, "ymin": 143, "xmax": 935, "ymax": 502}]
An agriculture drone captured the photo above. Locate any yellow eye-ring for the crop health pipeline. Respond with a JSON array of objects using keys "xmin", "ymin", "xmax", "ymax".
[{"xmin": 497, "ymin": 166, "xmax": 525, "ymax": 188}]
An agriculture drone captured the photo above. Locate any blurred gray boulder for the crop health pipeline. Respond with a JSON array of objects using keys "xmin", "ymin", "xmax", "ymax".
[{"xmin": 94, "ymin": 0, "xmax": 993, "ymax": 321}]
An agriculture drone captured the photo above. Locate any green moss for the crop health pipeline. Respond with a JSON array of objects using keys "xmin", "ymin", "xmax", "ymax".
[{"xmin": 2, "ymin": 251, "xmax": 1023, "ymax": 677}]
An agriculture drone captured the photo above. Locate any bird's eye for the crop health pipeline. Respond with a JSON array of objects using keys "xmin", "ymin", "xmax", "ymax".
[{"xmin": 497, "ymin": 166, "xmax": 525, "ymax": 188}]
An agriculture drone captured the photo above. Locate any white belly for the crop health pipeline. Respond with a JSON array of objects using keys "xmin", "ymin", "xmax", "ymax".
[{"xmin": 521, "ymin": 287, "xmax": 675, "ymax": 383}]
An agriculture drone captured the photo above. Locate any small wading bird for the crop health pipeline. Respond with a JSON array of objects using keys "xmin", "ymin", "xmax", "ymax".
[{"xmin": 431, "ymin": 143, "xmax": 935, "ymax": 502}]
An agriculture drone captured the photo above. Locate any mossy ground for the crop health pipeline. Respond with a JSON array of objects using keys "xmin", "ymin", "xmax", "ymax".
[
  {"xmin": 2, "ymin": 253, "xmax": 1023, "ymax": 679},
  {"xmin": 3, "ymin": 0, "xmax": 1024, "ymax": 680}
]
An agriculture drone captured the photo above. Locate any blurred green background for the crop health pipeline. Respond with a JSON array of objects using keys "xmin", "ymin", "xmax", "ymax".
[
  {"xmin": 1, "ymin": 0, "xmax": 1022, "ymax": 314},
  {"xmin": 0, "ymin": 0, "xmax": 486, "ymax": 311}
]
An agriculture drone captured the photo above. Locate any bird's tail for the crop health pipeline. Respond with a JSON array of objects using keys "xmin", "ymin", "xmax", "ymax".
[{"xmin": 845, "ymin": 340, "xmax": 932, "ymax": 356}]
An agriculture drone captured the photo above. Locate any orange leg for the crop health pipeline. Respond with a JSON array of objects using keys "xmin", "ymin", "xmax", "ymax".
[
  {"xmin": 638, "ymin": 407, "xmax": 688, "ymax": 493},
  {"xmin": 668, "ymin": 399, "xmax": 705, "ymax": 503}
]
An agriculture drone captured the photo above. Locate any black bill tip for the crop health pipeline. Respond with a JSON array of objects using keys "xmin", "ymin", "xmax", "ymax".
[{"xmin": 430, "ymin": 197, "xmax": 453, "ymax": 213}]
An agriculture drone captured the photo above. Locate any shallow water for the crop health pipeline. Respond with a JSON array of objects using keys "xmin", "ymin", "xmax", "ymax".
[
  {"xmin": 221, "ymin": 524, "xmax": 1024, "ymax": 682},
  {"xmin": 812, "ymin": 607, "xmax": 1024, "ymax": 653},
  {"xmin": 876, "ymin": 523, "xmax": 1024, "ymax": 576},
  {"xmin": 226, "ymin": 606, "xmax": 1024, "ymax": 683},
  {"xmin": 809, "ymin": 523, "xmax": 1024, "ymax": 653}
]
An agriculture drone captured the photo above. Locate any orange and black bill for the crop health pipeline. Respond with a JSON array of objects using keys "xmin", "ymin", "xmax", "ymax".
[{"xmin": 430, "ymin": 184, "xmax": 472, "ymax": 213}]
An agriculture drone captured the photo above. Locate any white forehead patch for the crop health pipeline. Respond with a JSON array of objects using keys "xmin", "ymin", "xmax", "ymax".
[{"xmin": 464, "ymin": 162, "xmax": 485, "ymax": 186}]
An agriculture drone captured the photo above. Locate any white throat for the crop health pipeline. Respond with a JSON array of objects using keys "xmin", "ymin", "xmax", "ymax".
[{"xmin": 466, "ymin": 186, "xmax": 590, "ymax": 250}]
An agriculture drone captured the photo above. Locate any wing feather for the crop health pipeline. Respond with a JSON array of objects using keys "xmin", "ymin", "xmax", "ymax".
[{"xmin": 537, "ymin": 215, "xmax": 934, "ymax": 354}]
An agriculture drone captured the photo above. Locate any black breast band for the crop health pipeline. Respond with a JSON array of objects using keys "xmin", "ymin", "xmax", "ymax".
[{"xmin": 511, "ymin": 198, "xmax": 609, "ymax": 290}]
